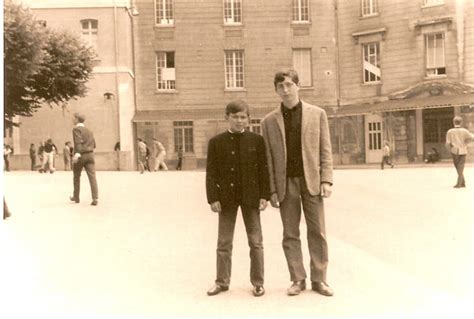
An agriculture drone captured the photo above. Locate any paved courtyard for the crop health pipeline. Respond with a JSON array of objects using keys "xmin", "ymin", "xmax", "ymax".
[{"xmin": 1, "ymin": 166, "xmax": 473, "ymax": 318}]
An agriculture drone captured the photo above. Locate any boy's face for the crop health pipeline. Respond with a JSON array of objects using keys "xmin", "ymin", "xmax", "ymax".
[
  {"xmin": 275, "ymin": 76, "xmax": 300, "ymax": 107},
  {"xmin": 226, "ymin": 111, "xmax": 249, "ymax": 133}
]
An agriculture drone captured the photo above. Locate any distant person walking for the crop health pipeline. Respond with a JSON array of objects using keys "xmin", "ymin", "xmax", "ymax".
[
  {"xmin": 3, "ymin": 198, "xmax": 11, "ymax": 220},
  {"xmin": 40, "ymin": 138, "xmax": 57, "ymax": 173},
  {"xmin": 152, "ymin": 138, "xmax": 168, "ymax": 171},
  {"xmin": 381, "ymin": 141, "xmax": 394, "ymax": 170},
  {"xmin": 29, "ymin": 143, "xmax": 37, "ymax": 170},
  {"xmin": 176, "ymin": 146, "xmax": 183, "ymax": 170},
  {"xmin": 137, "ymin": 138, "xmax": 147, "ymax": 174},
  {"xmin": 446, "ymin": 116, "xmax": 474, "ymax": 188},
  {"xmin": 3, "ymin": 144, "xmax": 12, "ymax": 172},
  {"xmin": 63, "ymin": 142, "xmax": 73, "ymax": 171},
  {"xmin": 38, "ymin": 141, "xmax": 45, "ymax": 167},
  {"xmin": 70, "ymin": 112, "xmax": 99, "ymax": 206}
]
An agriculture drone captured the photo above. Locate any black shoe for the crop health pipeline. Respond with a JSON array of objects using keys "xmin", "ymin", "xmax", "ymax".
[
  {"xmin": 253, "ymin": 285, "xmax": 265, "ymax": 297},
  {"xmin": 207, "ymin": 284, "xmax": 229, "ymax": 296},
  {"xmin": 287, "ymin": 280, "xmax": 306, "ymax": 296},
  {"xmin": 91, "ymin": 199, "xmax": 98, "ymax": 206},
  {"xmin": 69, "ymin": 196, "xmax": 79, "ymax": 203},
  {"xmin": 311, "ymin": 281, "xmax": 334, "ymax": 296}
]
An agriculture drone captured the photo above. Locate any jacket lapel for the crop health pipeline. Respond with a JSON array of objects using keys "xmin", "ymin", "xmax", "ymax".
[
  {"xmin": 301, "ymin": 101, "xmax": 310, "ymax": 135},
  {"xmin": 274, "ymin": 109, "xmax": 287, "ymax": 160}
]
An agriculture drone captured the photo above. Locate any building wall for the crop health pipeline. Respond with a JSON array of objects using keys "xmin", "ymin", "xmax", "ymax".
[
  {"xmin": 11, "ymin": 4, "xmax": 137, "ymax": 170},
  {"xmin": 337, "ymin": 0, "xmax": 460, "ymax": 104},
  {"xmin": 134, "ymin": 0, "xmax": 338, "ymax": 161}
]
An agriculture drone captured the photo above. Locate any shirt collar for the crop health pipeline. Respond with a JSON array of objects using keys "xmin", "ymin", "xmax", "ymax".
[
  {"xmin": 281, "ymin": 100, "xmax": 302, "ymax": 114},
  {"xmin": 76, "ymin": 123, "xmax": 85, "ymax": 127},
  {"xmin": 454, "ymin": 125, "xmax": 461, "ymax": 128},
  {"xmin": 228, "ymin": 129, "xmax": 245, "ymax": 135}
]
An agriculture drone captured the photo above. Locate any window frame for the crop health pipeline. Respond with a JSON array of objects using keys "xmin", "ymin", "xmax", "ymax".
[
  {"xmin": 156, "ymin": 51, "xmax": 176, "ymax": 91},
  {"xmin": 173, "ymin": 121, "xmax": 194, "ymax": 153},
  {"xmin": 425, "ymin": 32, "xmax": 446, "ymax": 77},
  {"xmin": 292, "ymin": 48, "xmax": 313, "ymax": 88},
  {"xmin": 361, "ymin": 0, "xmax": 378, "ymax": 17},
  {"xmin": 249, "ymin": 119, "xmax": 261, "ymax": 135},
  {"xmin": 155, "ymin": 0, "xmax": 174, "ymax": 26},
  {"xmin": 223, "ymin": 0, "xmax": 242, "ymax": 25},
  {"xmin": 292, "ymin": 0, "xmax": 310, "ymax": 23},
  {"xmin": 362, "ymin": 42, "xmax": 381, "ymax": 84},
  {"xmin": 80, "ymin": 19, "xmax": 98, "ymax": 53},
  {"xmin": 224, "ymin": 50, "xmax": 245, "ymax": 89}
]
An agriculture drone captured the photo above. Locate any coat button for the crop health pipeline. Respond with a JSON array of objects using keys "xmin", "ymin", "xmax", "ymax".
[
  {"xmin": 230, "ymin": 183, "xmax": 234, "ymax": 187},
  {"xmin": 230, "ymin": 168, "xmax": 234, "ymax": 171},
  {"xmin": 231, "ymin": 151, "xmax": 235, "ymax": 155}
]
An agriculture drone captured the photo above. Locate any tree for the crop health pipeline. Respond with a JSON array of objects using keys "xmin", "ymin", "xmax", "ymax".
[{"xmin": 3, "ymin": 2, "xmax": 96, "ymax": 128}]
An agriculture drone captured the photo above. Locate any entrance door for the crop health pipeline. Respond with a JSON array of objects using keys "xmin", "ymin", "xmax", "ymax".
[
  {"xmin": 365, "ymin": 114, "xmax": 383, "ymax": 163},
  {"xmin": 422, "ymin": 107, "xmax": 454, "ymax": 160}
]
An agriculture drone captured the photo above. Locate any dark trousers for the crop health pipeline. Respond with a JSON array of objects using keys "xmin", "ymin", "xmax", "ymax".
[
  {"xmin": 73, "ymin": 152, "xmax": 98, "ymax": 200},
  {"xmin": 176, "ymin": 158, "xmax": 182, "ymax": 170},
  {"xmin": 30, "ymin": 156, "xmax": 36, "ymax": 170},
  {"xmin": 4, "ymin": 156, "xmax": 9, "ymax": 171},
  {"xmin": 452, "ymin": 154, "xmax": 466, "ymax": 187},
  {"xmin": 381, "ymin": 156, "xmax": 393, "ymax": 169},
  {"xmin": 279, "ymin": 177, "xmax": 328, "ymax": 282},
  {"xmin": 215, "ymin": 203, "xmax": 264, "ymax": 287}
]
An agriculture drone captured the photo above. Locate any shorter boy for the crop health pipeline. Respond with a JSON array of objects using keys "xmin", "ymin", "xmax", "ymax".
[{"xmin": 206, "ymin": 100, "xmax": 270, "ymax": 297}]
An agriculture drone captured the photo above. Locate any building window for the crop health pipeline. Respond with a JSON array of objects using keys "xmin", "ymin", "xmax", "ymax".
[
  {"xmin": 249, "ymin": 119, "xmax": 261, "ymax": 135},
  {"xmin": 362, "ymin": 0, "xmax": 378, "ymax": 16},
  {"xmin": 368, "ymin": 121, "xmax": 382, "ymax": 150},
  {"xmin": 423, "ymin": 117, "xmax": 451, "ymax": 143},
  {"xmin": 363, "ymin": 42, "xmax": 381, "ymax": 83},
  {"xmin": 223, "ymin": 0, "xmax": 242, "ymax": 25},
  {"xmin": 81, "ymin": 19, "xmax": 98, "ymax": 53},
  {"xmin": 426, "ymin": 33, "xmax": 445, "ymax": 76},
  {"xmin": 423, "ymin": 0, "xmax": 443, "ymax": 7},
  {"xmin": 292, "ymin": 0, "xmax": 310, "ymax": 22},
  {"xmin": 292, "ymin": 49, "xmax": 312, "ymax": 87},
  {"xmin": 155, "ymin": 0, "xmax": 174, "ymax": 25},
  {"xmin": 225, "ymin": 51, "xmax": 244, "ymax": 89},
  {"xmin": 174, "ymin": 121, "xmax": 194, "ymax": 153},
  {"xmin": 156, "ymin": 51, "xmax": 176, "ymax": 91}
]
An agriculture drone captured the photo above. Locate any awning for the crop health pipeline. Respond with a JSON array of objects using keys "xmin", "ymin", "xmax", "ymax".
[{"xmin": 332, "ymin": 93, "xmax": 474, "ymax": 117}]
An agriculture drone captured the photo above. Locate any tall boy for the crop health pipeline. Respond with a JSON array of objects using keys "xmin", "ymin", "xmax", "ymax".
[{"xmin": 206, "ymin": 100, "xmax": 270, "ymax": 297}]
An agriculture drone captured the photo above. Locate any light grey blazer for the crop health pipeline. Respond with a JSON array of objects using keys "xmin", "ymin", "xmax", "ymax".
[{"xmin": 261, "ymin": 101, "xmax": 333, "ymax": 202}]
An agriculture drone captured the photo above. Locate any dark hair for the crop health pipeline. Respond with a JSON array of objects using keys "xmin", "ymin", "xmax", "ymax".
[
  {"xmin": 225, "ymin": 99, "xmax": 250, "ymax": 116},
  {"xmin": 453, "ymin": 116, "xmax": 463, "ymax": 126},
  {"xmin": 273, "ymin": 69, "xmax": 299, "ymax": 89},
  {"xmin": 74, "ymin": 112, "xmax": 86, "ymax": 123}
]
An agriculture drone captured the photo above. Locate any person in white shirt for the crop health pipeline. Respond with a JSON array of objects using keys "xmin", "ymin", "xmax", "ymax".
[{"xmin": 445, "ymin": 116, "xmax": 474, "ymax": 188}]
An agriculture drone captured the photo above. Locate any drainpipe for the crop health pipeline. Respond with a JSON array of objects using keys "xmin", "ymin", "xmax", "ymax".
[
  {"xmin": 113, "ymin": 0, "xmax": 122, "ymax": 169},
  {"xmin": 334, "ymin": 0, "xmax": 341, "ymax": 108},
  {"xmin": 334, "ymin": 0, "xmax": 342, "ymax": 164}
]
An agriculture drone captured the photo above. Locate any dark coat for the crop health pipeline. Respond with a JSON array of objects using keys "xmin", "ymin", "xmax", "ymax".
[
  {"xmin": 206, "ymin": 130, "xmax": 270, "ymax": 208},
  {"xmin": 73, "ymin": 125, "xmax": 96, "ymax": 154}
]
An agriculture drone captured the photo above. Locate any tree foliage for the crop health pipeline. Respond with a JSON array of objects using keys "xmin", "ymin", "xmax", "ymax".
[{"xmin": 4, "ymin": 2, "xmax": 96, "ymax": 128}]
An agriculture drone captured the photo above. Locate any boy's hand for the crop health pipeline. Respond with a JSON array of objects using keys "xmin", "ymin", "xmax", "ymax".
[
  {"xmin": 210, "ymin": 201, "xmax": 222, "ymax": 213},
  {"xmin": 320, "ymin": 183, "xmax": 332, "ymax": 198},
  {"xmin": 270, "ymin": 193, "xmax": 279, "ymax": 208},
  {"xmin": 258, "ymin": 199, "xmax": 268, "ymax": 211}
]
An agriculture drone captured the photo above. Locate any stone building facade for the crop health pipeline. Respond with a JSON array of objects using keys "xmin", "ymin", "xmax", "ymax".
[{"xmin": 5, "ymin": 0, "xmax": 137, "ymax": 170}]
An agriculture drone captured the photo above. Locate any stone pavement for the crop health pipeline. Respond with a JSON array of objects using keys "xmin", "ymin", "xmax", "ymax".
[{"xmin": 1, "ymin": 167, "xmax": 473, "ymax": 318}]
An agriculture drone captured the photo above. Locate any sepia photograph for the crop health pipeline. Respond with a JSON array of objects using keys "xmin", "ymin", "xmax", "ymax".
[{"xmin": 1, "ymin": 0, "xmax": 473, "ymax": 318}]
